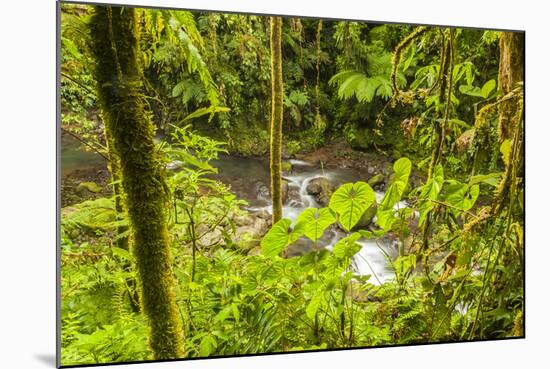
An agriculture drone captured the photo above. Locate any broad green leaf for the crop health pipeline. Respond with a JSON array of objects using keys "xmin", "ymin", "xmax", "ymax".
[
  {"xmin": 199, "ymin": 335, "xmax": 216, "ymax": 356},
  {"xmin": 261, "ymin": 218, "xmax": 303, "ymax": 257},
  {"xmin": 332, "ymin": 233, "xmax": 362, "ymax": 260},
  {"xmin": 441, "ymin": 181, "xmax": 480, "ymax": 211},
  {"xmin": 380, "ymin": 158, "xmax": 411, "ymax": 208},
  {"xmin": 306, "ymin": 291, "xmax": 325, "ymax": 320},
  {"xmin": 377, "ymin": 157, "xmax": 412, "ymax": 230},
  {"xmin": 500, "ymin": 139, "xmax": 512, "ymax": 166},
  {"xmin": 480, "ymin": 79, "xmax": 496, "ymax": 98},
  {"xmin": 421, "ymin": 164, "xmax": 444, "ymax": 200},
  {"xmin": 261, "ymin": 218, "xmax": 292, "ymax": 257},
  {"xmin": 463, "ymin": 185, "xmax": 479, "ymax": 211},
  {"xmin": 458, "ymin": 84, "xmax": 483, "ymax": 98},
  {"xmin": 295, "ymin": 208, "xmax": 336, "ymax": 242},
  {"xmin": 329, "ymin": 182, "xmax": 376, "ymax": 232}
]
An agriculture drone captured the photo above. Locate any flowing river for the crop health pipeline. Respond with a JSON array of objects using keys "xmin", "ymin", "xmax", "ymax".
[
  {"xmin": 211, "ymin": 155, "xmax": 400, "ymax": 285},
  {"xmin": 62, "ymin": 134, "xmax": 400, "ymax": 285}
]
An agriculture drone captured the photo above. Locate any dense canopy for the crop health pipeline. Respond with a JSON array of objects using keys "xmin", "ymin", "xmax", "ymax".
[{"xmin": 60, "ymin": 3, "xmax": 524, "ymax": 366}]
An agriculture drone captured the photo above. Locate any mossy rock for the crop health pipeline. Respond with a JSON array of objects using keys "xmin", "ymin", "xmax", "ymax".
[
  {"xmin": 305, "ymin": 177, "xmax": 333, "ymax": 207},
  {"xmin": 76, "ymin": 181, "xmax": 103, "ymax": 194}
]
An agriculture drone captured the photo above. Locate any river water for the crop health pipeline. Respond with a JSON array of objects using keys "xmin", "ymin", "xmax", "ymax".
[
  {"xmin": 62, "ymin": 134, "xmax": 398, "ymax": 285},
  {"xmin": 212, "ymin": 155, "xmax": 398, "ymax": 284}
]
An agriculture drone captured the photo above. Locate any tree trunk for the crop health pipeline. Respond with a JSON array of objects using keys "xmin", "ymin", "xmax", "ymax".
[
  {"xmin": 89, "ymin": 6, "xmax": 184, "ymax": 359},
  {"xmin": 498, "ymin": 32, "xmax": 524, "ymax": 143},
  {"xmin": 269, "ymin": 16, "xmax": 284, "ymax": 224}
]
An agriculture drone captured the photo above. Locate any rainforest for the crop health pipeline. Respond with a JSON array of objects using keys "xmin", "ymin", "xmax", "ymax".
[{"xmin": 59, "ymin": 2, "xmax": 524, "ymax": 366}]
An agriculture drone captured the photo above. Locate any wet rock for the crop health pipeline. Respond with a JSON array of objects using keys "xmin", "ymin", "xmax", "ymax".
[
  {"xmin": 306, "ymin": 177, "xmax": 334, "ymax": 207},
  {"xmin": 282, "ymin": 180, "xmax": 289, "ymax": 204},
  {"xmin": 255, "ymin": 181, "xmax": 270, "ymax": 201},
  {"xmin": 285, "ymin": 227, "xmax": 336, "ymax": 257},
  {"xmin": 198, "ymin": 227, "xmax": 223, "ymax": 247},
  {"xmin": 286, "ymin": 186, "xmax": 302, "ymax": 206},
  {"xmin": 285, "ymin": 237, "xmax": 316, "ymax": 257},
  {"xmin": 255, "ymin": 181, "xmax": 289, "ymax": 203},
  {"xmin": 234, "ymin": 211, "xmax": 272, "ymax": 251}
]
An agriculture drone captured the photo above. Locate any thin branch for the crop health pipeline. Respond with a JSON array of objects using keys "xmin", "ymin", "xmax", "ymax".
[
  {"xmin": 61, "ymin": 127, "xmax": 109, "ymax": 161},
  {"xmin": 61, "ymin": 72, "xmax": 95, "ymax": 95}
]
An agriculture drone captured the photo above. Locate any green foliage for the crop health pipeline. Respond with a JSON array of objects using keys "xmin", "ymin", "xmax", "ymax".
[
  {"xmin": 60, "ymin": 4, "xmax": 523, "ymax": 364},
  {"xmin": 260, "ymin": 219, "xmax": 294, "ymax": 257},
  {"xmin": 329, "ymin": 182, "xmax": 376, "ymax": 232},
  {"xmin": 295, "ymin": 208, "xmax": 336, "ymax": 242},
  {"xmin": 376, "ymin": 157, "xmax": 412, "ymax": 230},
  {"xmin": 332, "ymin": 233, "xmax": 362, "ymax": 260}
]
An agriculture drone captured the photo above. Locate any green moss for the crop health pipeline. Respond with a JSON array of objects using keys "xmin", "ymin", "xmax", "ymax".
[
  {"xmin": 89, "ymin": 6, "xmax": 184, "ymax": 359},
  {"xmin": 77, "ymin": 181, "xmax": 102, "ymax": 194},
  {"xmin": 269, "ymin": 17, "xmax": 284, "ymax": 224}
]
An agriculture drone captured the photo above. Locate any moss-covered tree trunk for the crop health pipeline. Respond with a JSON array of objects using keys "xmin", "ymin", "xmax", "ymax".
[
  {"xmin": 269, "ymin": 16, "xmax": 284, "ymax": 224},
  {"xmin": 105, "ymin": 135, "xmax": 128, "ymax": 251},
  {"xmin": 89, "ymin": 6, "xmax": 184, "ymax": 359},
  {"xmin": 492, "ymin": 31, "xmax": 524, "ymax": 214},
  {"xmin": 498, "ymin": 32, "xmax": 524, "ymax": 143}
]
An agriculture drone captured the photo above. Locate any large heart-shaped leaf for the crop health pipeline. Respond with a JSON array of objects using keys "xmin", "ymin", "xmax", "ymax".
[
  {"xmin": 329, "ymin": 182, "xmax": 375, "ymax": 232},
  {"xmin": 295, "ymin": 208, "xmax": 336, "ymax": 242},
  {"xmin": 260, "ymin": 218, "xmax": 293, "ymax": 257},
  {"xmin": 441, "ymin": 181, "xmax": 480, "ymax": 212},
  {"xmin": 261, "ymin": 217, "xmax": 306, "ymax": 257}
]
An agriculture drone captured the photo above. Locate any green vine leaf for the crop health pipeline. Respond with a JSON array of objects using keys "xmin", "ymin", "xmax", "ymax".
[{"xmin": 329, "ymin": 182, "xmax": 375, "ymax": 232}]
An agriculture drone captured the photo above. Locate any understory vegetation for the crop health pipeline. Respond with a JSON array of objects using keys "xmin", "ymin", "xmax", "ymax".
[{"xmin": 60, "ymin": 2, "xmax": 524, "ymax": 366}]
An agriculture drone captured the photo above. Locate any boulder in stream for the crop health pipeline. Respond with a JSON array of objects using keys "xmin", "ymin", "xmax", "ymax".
[
  {"xmin": 305, "ymin": 177, "xmax": 334, "ymax": 207},
  {"xmin": 234, "ymin": 210, "xmax": 272, "ymax": 252}
]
